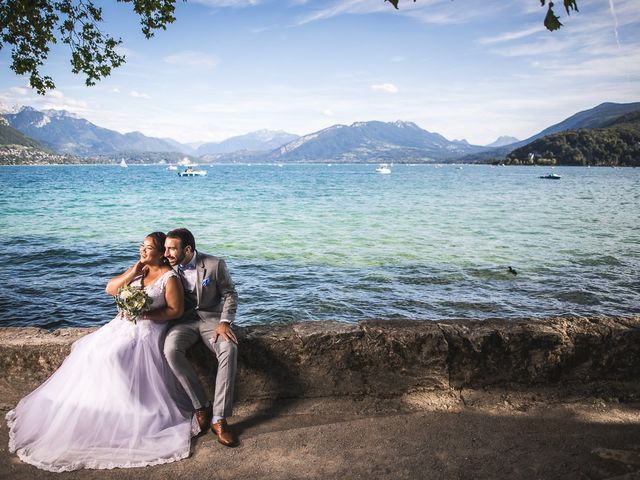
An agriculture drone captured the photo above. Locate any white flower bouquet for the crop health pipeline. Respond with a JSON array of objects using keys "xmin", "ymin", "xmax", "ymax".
[{"xmin": 114, "ymin": 285, "xmax": 153, "ymax": 324}]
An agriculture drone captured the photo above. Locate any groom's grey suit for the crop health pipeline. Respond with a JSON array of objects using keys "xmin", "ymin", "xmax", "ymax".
[{"xmin": 163, "ymin": 251, "xmax": 238, "ymax": 418}]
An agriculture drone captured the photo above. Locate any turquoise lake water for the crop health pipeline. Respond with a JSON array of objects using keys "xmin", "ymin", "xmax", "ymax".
[{"xmin": 0, "ymin": 163, "xmax": 638, "ymax": 328}]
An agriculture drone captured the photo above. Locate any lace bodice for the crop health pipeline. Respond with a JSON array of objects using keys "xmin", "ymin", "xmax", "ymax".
[{"xmin": 130, "ymin": 270, "xmax": 177, "ymax": 312}]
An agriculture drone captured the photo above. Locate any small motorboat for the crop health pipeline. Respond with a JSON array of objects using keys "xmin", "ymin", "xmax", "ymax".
[
  {"xmin": 178, "ymin": 166, "xmax": 207, "ymax": 177},
  {"xmin": 166, "ymin": 165, "xmax": 178, "ymax": 171},
  {"xmin": 375, "ymin": 163, "xmax": 391, "ymax": 174},
  {"xmin": 539, "ymin": 173, "xmax": 561, "ymax": 180}
]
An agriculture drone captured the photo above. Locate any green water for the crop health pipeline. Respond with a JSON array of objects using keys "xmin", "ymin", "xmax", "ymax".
[{"xmin": 1, "ymin": 163, "xmax": 638, "ymax": 327}]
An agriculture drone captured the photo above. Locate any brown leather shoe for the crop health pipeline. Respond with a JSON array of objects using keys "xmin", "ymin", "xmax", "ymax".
[
  {"xmin": 195, "ymin": 404, "xmax": 212, "ymax": 435},
  {"xmin": 211, "ymin": 419, "xmax": 237, "ymax": 447}
]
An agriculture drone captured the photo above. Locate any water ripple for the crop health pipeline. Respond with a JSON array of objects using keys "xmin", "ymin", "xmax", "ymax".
[{"xmin": 1, "ymin": 164, "xmax": 639, "ymax": 327}]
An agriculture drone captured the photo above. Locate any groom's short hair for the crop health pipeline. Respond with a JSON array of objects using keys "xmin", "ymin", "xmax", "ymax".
[{"xmin": 167, "ymin": 228, "xmax": 196, "ymax": 251}]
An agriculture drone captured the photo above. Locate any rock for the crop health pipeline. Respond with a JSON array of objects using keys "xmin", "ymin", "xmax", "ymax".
[{"xmin": 0, "ymin": 316, "xmax": 638, "ymax": 405}]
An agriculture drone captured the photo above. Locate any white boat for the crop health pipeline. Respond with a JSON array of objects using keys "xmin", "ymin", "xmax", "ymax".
[
  {"xmin": 166, "ymin": 165, "xmax": 178, "ymax": 171},
  {"xmin": 539, "ymin": 173, "xmax": 561, "ymax": 180},
  {"xmin": 119, "ymin": 159, "xmax": 128, "ymax": 168},
  {"xmin": 375, "ymin": 163, "xmax": 391, "ymax": 174},
  {"xmin": 178, "ymin": 166, "xmax": 207, "ymax": 177}
]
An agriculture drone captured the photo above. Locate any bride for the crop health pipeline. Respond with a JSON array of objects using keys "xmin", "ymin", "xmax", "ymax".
[{"xmin": 6, "ymin": 232, "xmax": 199, "ymax": 472}]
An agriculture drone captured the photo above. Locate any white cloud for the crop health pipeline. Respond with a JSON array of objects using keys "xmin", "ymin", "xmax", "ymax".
[
  {"xmin": 0, "ymin": 86, "xmax": 89, "ymax": 115},
  {"xmin": 478, "ymin": 24, "xmax": 544, "ymax": 45},
  {"xmin": 130, "ymin": 90, "xmax": 151, "ymax": 99},
  {"xmin": 293, "ymin": 0, "xmax": 409, "ymax": 26},
  {"xmin": 483, "ymin": 0, "xmax": 640, "ymax": 58},
  {"xmin": 114, "ymin": 46, "xmax": 134, "ymax": 58},
  {"xmin": 371, "ymin": 83, "xmax": 399, "ymax": 94},
  {"xmin": 292, "ymin": 0, "xmax": 506, "ymax": 27},
  {"xmin": 40, "ymin": 90, "xmax": 88, "ymax": 111},
  {"xmin": 163, "ymin": 51, "xmax": 219, "ymax": 70},
  {"xmin": 46, "ymin": 90, "xmax": 64, "ymax": 99},
  {"xmin": 9, "ymin": 87, "xmax": 30, "ymax": 96},
  {"xmin": 190, "ymin": 0, "xmax": 262, "ymax": 7}
]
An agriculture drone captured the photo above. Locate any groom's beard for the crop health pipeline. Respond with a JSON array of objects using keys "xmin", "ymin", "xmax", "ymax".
[{"xmin": 166, "ymin": 251, "xmax": 185, "ymax": 267}]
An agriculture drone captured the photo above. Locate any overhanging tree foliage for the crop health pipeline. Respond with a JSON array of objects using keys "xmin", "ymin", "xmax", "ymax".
[
  {"xmin": 1, "ymin": 0, "xmax": 579, "ymax": 95},
  {"xmin": 0, "ymin": 0, "xmax": 177, "ymax": 93},
  {"xmin": 386, "ymin": 1, "xmax": 579, "ymax": 31}
]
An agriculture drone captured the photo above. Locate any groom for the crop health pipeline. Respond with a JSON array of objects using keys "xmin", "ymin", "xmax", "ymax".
[{"xmin": 163, "ymin": 228, "xmax": 239, "ymax": 446}]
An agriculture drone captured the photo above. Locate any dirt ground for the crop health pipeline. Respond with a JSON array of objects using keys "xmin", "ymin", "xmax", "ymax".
[{"xmin": 2, "ymin": 388, "xmax": 640, "ymax": 480}]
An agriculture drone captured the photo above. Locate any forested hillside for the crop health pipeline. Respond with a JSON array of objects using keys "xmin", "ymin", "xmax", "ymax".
[{"xmin": 504, "ymin": 111, "xmax": 640, "ymax": 166}]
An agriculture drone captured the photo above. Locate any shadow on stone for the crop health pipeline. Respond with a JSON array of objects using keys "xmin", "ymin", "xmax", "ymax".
[{"xmin": 185, "ymin": 324, "xmax": 306, "ymax": 436}]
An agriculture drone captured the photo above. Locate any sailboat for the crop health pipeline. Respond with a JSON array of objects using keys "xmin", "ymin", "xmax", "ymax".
[{"xmin": 120, "ymin": 159, "xmax": 128, "ymax": 168}]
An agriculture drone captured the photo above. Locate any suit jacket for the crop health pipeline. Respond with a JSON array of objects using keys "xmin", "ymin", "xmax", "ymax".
[{"xmin": 179, "ymin": 252, "xmax": 238, "ymax": 324}]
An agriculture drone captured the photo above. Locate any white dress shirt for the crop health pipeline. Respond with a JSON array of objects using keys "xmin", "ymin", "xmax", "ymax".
[{"xmin": 178, "ymin": 251, "xmax": 198, "ymax": 293}]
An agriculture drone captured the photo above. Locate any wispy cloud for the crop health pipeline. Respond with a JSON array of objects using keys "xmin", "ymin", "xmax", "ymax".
[
  {"xmin": 9, "ymin": 86, "xmax": 30, "ymax": 96},
  {"xmin": 609, "ymin": 0, "xmax": 621, "ymax": 48},
  {"xmin": 404, "ymin": 4, "xmax": 491, "ymax": 26},
  {"xmin": 483, "ymin": 0, "xmax": 640, "ymax": 58},
  {"xmin": 291, "ymin": 0, "xmax": 508, "ymax": 27},
  {"xmin": 130, "ymin": 90, "xmax": 151, "ymax": 99},
  {"xmin": 0, "ymin": 87, "xmax": 89, "ymax": 113},
  {"xmin": 478, "ymin": 24, "xmax": 544, "ymax": 45},
  {"xmin": 371, "ymin": 83, "xmax": 399, "ymax": 94},
  {"xmin": 293, "ymin": 0, "xmax": 407, "ymax": 26},
  {"xmin": 38, "ymin": 90, "xmax": 89, "ymax": 110},
  {"xmin": 190, "ymin": 0, "xmax": 262, "ymax": 7},
  {"xmin": 163, "ymin": 51, "xmax": 219, "ymax": 69}
]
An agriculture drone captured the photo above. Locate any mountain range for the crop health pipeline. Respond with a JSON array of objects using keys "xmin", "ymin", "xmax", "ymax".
[
  {"xmin": 2, "ymin": 107, "xmax": 182, "ymax": 156},
  {"xmin": 263, "ymin": 121, "xmax": 484, "ymax": 163},
  {"xmin": 196, "ymin": 130, "xmax": 299, "ymax": 156},
  {"xmin": 461, "ymin": 101, "xmax": 640, "ymax": 162},
  {"xmin": 1, "ymin": 102, "xmax": 639, "ymax": 165}
]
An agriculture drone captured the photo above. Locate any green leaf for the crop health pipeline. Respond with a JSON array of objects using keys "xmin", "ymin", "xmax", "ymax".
[
  {"xmin": 564, "ymin": 0, "xmax": 578, "ymax": 14},
  {"xmin": 544, "ymin": 3, "xmax": 563, "ymax": 31}
]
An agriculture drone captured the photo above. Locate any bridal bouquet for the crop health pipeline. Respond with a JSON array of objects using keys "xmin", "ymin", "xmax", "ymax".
[{"xmin": 114, "ymin": 285, "xmax": 153, "ymax": 324}]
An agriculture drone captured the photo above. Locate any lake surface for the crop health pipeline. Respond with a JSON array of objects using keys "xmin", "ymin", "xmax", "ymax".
[{"xmin": 0, "ymin": 163, "xmax": 638, "ymax": 328}]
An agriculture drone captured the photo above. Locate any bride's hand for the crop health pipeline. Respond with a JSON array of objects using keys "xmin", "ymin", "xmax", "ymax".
[{"xmin": 132, "ymin": 261, "xmax": 147, "ymax": 277}]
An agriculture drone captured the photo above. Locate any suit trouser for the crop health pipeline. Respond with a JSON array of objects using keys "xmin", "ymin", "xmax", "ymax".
[{"xmin": 163, "ymin": 318, "xmax": 237, "ymax": 417}]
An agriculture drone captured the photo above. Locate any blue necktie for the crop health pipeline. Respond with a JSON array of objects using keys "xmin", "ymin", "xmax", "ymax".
[{"xmin": 178, "ymin": 263, "xmax": 195, "ymax": 272}]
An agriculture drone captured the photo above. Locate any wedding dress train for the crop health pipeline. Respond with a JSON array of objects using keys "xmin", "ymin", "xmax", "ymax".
[{"xmin": 6, "ymin": 270, "xmax": 198, "ymax": 472}]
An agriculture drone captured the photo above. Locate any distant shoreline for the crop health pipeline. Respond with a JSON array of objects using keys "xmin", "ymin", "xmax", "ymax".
[{"xmin": 1, "ymin": 161, "xmax": 637, "ymax": 167}]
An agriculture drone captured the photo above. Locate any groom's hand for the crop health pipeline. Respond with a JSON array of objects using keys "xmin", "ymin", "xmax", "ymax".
[{"xmin": 213, "ymin": 322, "xmax": 238, "ymax": 345}]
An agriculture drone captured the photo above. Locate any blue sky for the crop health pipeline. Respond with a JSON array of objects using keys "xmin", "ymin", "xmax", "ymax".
[{"xmin": 1, "ymin": 0, "xmax": 639, "ymax": 146}]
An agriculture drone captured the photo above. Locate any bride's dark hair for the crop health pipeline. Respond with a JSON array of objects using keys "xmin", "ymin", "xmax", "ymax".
[{"xmin": 146, "ymin": 231, "xmax": 169, "ymax": 265}]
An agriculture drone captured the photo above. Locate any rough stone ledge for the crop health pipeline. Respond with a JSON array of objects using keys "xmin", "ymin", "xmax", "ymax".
[{"xmin": 1, "ymin": 315, "xmax": 639, "ymax": 406}]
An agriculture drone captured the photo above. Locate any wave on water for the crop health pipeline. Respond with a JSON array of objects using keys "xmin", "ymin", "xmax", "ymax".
[{"xmin": 1, "ymin": 164, "xmax": 639, "ymax": 327}]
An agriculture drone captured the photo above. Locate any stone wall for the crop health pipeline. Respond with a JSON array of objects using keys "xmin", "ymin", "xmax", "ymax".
[{"xmin": 1, "ymin": 316, "xmax": 639, "ymax": 406}]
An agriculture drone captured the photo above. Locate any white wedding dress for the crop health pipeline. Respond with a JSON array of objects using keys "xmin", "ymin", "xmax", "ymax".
[{"xmin": 6, "ymin": 270, "xmax": 198, "ymax": 472}]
